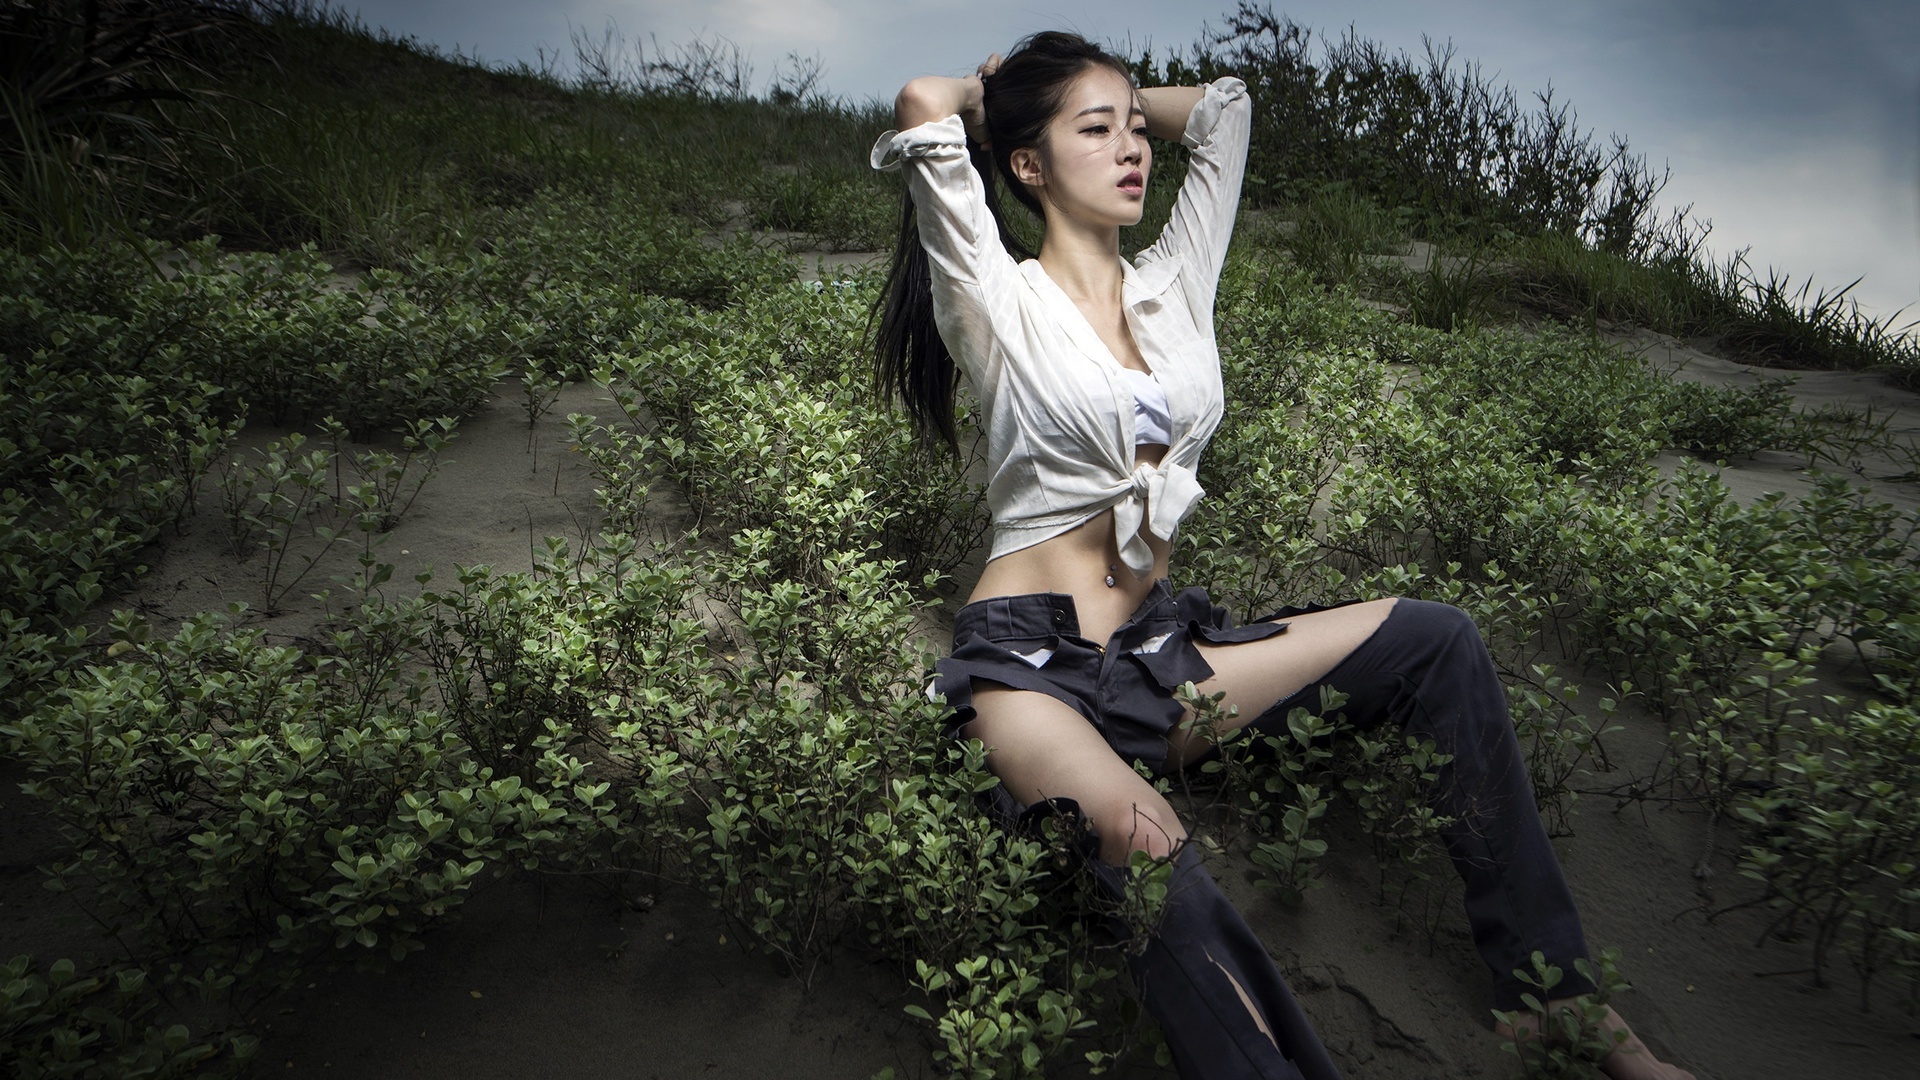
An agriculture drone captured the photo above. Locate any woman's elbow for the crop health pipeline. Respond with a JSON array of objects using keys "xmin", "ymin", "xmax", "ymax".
[{"xmin": 894, "ymin": 77, "xmax": 953, "ymax": 129}]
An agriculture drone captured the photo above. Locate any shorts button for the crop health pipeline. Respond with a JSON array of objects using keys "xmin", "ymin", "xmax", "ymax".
[{"xmin": 1051, "ymin": 608, "xmax": 1065, "ymax": 624}]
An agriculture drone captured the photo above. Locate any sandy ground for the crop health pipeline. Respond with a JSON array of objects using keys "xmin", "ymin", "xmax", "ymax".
[{"xmin": 6, "ymin": 274, "xmax": 1920, "ymax": 1079}]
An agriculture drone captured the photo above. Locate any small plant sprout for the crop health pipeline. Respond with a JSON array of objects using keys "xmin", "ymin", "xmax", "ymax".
[
  {"xmin": 1494, "ymin": 949, "xmax": 1634, "ymax": 1079},
  {"xmin": 324, "ymin": 414, "xmax": 458, "ymax": 531},
  {"xmin": 215, "ymin": 432, "xmax": 347, "ymax": 612},
  {"xmin": 521, "ymin": 365, "xmax": 565, "ymax": 450}
]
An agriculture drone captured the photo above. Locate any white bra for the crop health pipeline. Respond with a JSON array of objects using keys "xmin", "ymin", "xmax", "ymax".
[{"xmin": 1121, "ymin": 367, "xmax": 1171, "ymax": 446}]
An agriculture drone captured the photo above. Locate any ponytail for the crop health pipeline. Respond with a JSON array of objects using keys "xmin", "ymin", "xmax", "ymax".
[{"xmin": 871, "ymin": 189, "xmax": 956, "ymax": 451}]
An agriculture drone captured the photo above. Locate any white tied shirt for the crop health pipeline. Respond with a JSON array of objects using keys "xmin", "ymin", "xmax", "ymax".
[{"xmin": 869, "ymin": 76, "xmax": 1251, "ymax": 578}]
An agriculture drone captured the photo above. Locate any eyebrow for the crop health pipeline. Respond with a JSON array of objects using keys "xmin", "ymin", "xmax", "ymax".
[{"xmin": 1073, "ymin": 103, "xmax": 1147, "ymax": 119}]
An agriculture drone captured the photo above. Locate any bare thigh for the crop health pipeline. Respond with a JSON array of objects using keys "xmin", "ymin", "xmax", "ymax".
[
  {"xmin": 962, "ymin": 683, "xmax": 1185, "ymax": 865},
  {"xmin": 1166, "ymin": 597, "xmax": 1399, "ymax": 770}
]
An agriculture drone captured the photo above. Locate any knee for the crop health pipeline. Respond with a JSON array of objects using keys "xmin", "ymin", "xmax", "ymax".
[
  {"xmin": 1091, "ymin": 796, "xmax": 1187, "ymax": 864},
  {"xmin": 1392, "ymin": 598, "xmax": 1478, "ymax": 638},
  {"xmin": 1382, "ymin": 600, "xmax": 1492, "ymax": 666},
  {"xmin": 1382, "ymin": 600, "xmax": 1515, "ymax": 738}
]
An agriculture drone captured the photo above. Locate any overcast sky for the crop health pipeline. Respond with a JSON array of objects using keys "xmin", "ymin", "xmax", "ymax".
[{"xmin": 348, "ymin": 1, "xmax": 1919, "ymax": 331}]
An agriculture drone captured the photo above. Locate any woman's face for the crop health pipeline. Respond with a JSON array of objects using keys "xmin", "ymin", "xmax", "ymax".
[{"xmin": 1015, "ymin": 65, "xmax": 1150, "ymax": 230}]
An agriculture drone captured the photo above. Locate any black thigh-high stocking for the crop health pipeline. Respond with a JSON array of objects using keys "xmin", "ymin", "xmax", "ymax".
[
  {"xmin": 1243, "ymin": 599, "xmax": 1594, "ymax": 1008},
  {"xmin": 1086, "ymin": 843, "xmax": 1344, "ymax": 1080},
  {"xmin": 993, "ymin": 792, "xmax": 1344, "ymax": 1080}
]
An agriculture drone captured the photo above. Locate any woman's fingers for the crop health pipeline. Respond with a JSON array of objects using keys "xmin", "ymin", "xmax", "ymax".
[{"xmin": 963, "ymin": 59, "xmax": 998, "ymax": 148}]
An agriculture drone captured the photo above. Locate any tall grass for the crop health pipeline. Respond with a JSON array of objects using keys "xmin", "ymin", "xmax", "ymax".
[
  {"xmin": 0, "ymin": 1, "xmax": 894, "ymax": 261},
  {"xmin": 1503, "ymin": 230, "xmax": 1920, "ymax": 380},
  {"xmin": 1720, "ymin": 267, "xmax": 1919, "ymax": 376},
  {"xmin": 0, "ymin": 0, "xmax": 257, "ymax": 247},
  {"xmin": 198, "ymin": 7, "xmax": 894, "ymax": 259},
  {"xmin": 1281, "ymin": 183, "xmax": 1408, "ymax": 291}
]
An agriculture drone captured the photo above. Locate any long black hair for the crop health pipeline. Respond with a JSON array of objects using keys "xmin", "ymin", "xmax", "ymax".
[{"xmin": 869, "ymin": 31, "xmax": 1134, "ymax": 451}]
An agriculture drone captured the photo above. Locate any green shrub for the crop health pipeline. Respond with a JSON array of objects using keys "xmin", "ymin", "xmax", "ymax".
[
  {"xmin": 1657, "ymin": 377, "xmax": 1794, "ymax": 458},
  {"xmin": 1408, "ymin": 325, "xmax": 1668, "ymax": 476},
  {"xmin": 0, "ymin": 955, "xmax": 250, "ymax": 1080},
  {"xmin": 585, "ymin": 277, "xmax": 987, "ymax": 588},
  {"xmin": 748, "ymin": 168, "xmax": 893, "ymax": 252},
  {"xmin": 1735, "ymin": 701, "xmax": 1920, "ymax": 1005},
  {"xmin": 909, "ymin": 951, "xmax": 1112, "ymax": 1080},
  {"xmin": 0, "ymin": 238, "xmax": 512, "ymax": 441},
  {"xmin": 0, "ymin": 605, "xmax": 605, "ymax": 973},
  {"xmin": 0, "ymin": 246, "xmax": 246, "ymax": 643}
]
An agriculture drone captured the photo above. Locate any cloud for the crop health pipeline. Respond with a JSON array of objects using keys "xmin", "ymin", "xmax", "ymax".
[{"xmin": 710, "ymin": 0, "xmax": 847, "ymax": 44}]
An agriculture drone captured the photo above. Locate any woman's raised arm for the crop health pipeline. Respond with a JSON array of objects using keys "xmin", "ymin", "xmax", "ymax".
[
  {"xmin": 894, "ymin": 76, "xmax": 976, "ymax": 129},
  {"xmin": 894, "ymin": 55, "xmax": 1000, "ymax": 143},
  {"xmin": 1134, "ymin": 77, "xmax": 1252, "ymax": 317}
]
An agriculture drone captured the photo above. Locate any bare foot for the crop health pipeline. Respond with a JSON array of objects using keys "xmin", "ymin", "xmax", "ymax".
[{"xmin": 1494, "ymin": 1000, "xmax": 1695, "ymax": 1080}]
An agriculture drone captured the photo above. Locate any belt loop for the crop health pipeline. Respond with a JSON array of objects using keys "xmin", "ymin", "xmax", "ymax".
[{"xmin": 986, "ymin": 597, "xmax": 1014, "ymax": 640}]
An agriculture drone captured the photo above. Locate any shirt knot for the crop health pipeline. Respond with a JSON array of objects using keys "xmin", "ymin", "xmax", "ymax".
[{"xmin": 1110, "ymin": 462, "xmax": 1206, "ymax": 579}]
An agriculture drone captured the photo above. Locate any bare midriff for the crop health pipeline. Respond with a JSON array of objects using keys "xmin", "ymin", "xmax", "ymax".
[{"xmin": 967, "ymin": 443, "xmax": 1171, "ymax": 644}]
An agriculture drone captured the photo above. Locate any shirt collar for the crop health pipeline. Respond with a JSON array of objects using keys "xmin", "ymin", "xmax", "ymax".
[
  {"xmin": 1020, "ymin": 261, "xmax": 1115, "ymax": 370},
  {"xmin": 1020, "ymin": 255, "xmax": 1183, "ymax": 312},
  {"xmin": 1019, "ymin": 255, "xmax": 1186, "ymax": 370},
  {"xmin": 1122, "ymin": 254, "xmax": 1182, "ymax": 305}
]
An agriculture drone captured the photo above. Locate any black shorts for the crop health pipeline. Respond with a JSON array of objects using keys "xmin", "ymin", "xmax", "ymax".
[{"xmin": 933, "ymin": 581, "xmax": 1336, "ymax": 776}]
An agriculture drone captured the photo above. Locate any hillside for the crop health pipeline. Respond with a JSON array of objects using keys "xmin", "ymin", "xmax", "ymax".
[{"xmin": 3, "ymin": 5, "xmax": 1918, "ymax": 1079}]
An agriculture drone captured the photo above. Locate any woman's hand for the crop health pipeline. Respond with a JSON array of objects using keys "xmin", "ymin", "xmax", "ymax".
[{"xmin": 962, "ymin": 54, "xmax": 1002, "ymax": 147}]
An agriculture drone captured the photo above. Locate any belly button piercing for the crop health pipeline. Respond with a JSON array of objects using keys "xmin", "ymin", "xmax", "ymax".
[{"xmin": 1105, "ymin": 563, "xmax": 1118, "ymax": 588}]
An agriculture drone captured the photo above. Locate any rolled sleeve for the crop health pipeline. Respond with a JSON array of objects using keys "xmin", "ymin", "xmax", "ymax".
[
  {"xmin": 870, "ymin": 115, "xmax": 1010, "ymax": 288},
  {"xmin": 870, "ymin": 114, "xmax": 969, "ymax": 171},
  {"xmin": 1179, "ymin": 76, "xmax": 1249, "ymax": 150}
]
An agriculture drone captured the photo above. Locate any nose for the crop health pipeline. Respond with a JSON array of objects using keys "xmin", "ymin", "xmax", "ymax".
[{"xmin": 1118, "ymin": 127, "xmax": 1143, "ymax": 163}]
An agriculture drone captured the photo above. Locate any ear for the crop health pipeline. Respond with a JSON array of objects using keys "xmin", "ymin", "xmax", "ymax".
[{"xmin": 1009, "ymin": 146, "xmax": 1044, "ymax": 188}]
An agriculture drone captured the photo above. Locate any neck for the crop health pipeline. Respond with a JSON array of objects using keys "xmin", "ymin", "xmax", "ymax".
[{"xmin": 1036, "ymin": 219, "xmax": 1123, "ymax": 304}]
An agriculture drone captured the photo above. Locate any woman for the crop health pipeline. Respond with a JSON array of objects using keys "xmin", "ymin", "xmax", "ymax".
[{"xmin": 868, "ymin": 31, "xmax": 1692, "ymax": 1080}]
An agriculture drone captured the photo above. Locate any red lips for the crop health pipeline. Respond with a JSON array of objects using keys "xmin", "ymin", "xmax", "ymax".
[{"xmin": 1118, "ymin": 169, "xmax": 1144, "ymax": 193}]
